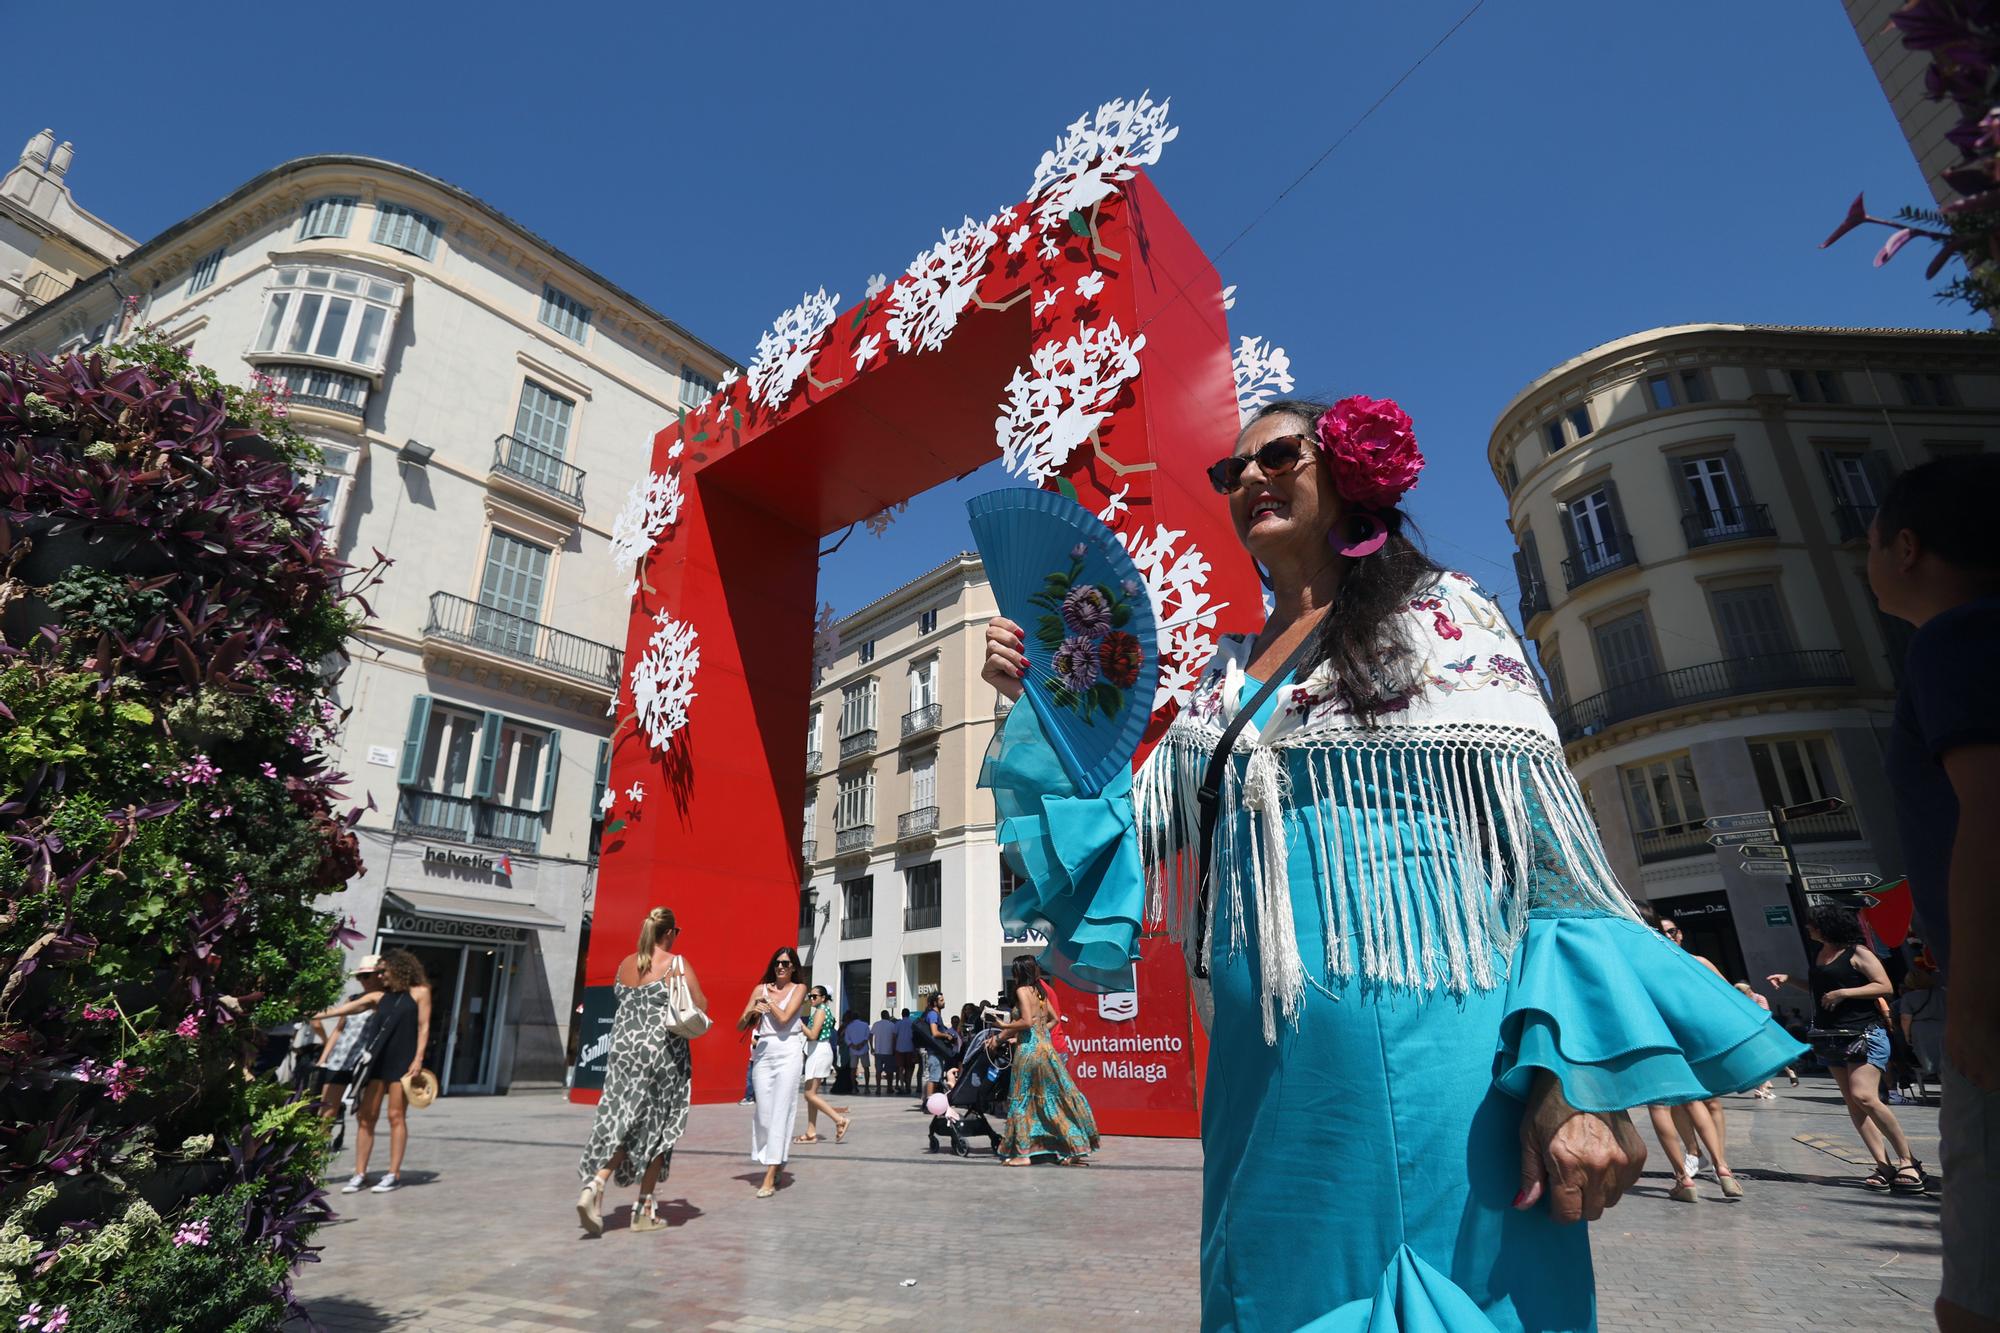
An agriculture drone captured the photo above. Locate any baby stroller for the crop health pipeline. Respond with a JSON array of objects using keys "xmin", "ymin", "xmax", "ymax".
[{"xmin": 928, "ymin": 1033, "xmax": 1011, "ymax": 1157}]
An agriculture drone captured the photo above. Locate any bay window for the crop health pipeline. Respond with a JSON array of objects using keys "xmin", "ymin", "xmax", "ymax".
[{"xmin": 251, "ymin": 266, "xmax": 404, "ymax": 374}]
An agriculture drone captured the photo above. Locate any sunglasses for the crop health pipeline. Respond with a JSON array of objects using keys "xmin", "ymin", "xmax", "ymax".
[{"xmin": 1208, "ymin": 434, "xmax": 1314, "ymax": 495}]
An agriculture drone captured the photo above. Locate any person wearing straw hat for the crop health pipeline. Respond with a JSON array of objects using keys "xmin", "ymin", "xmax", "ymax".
[
  {"xmin": 317, "ymin": 948, "xmax": 432, "ymax": 1194},
  {"xmin": 313, "ymin": 955, "xmax": 387, "ymax": 1150}
]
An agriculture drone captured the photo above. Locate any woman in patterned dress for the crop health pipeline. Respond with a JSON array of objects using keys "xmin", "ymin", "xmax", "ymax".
[
  {"xmin": 990, "ymin": 955, "xmax": 1099, "ymax": 1165},
  {"xmin": 576, "ymin": 907, "xmax": 704, "ymax": 1236},
  {"xmin": 795, "ymin": 985, "xmax": 850, "ymax": 1144}
]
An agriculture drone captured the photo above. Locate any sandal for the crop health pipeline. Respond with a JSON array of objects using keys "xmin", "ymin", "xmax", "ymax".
[
  {"xmin": 1861, "ymin": 1162, "xmax": 1895, "ymax": 1192},
  {"xmin": 575, "ymin": 1177, "xmax": 605, "ymax": 1236},
  {"xmin": 791, "ymin": 1133, "xmax": 818, "ymax": 1144},
  {"xmin": 835, "ymin": 1117, "xmax": 849, "ymax": 1144},
  {"xmin": 1892, "ymin": 1160, "xmax": 1930, "ymax": 1194},
  {"xmin": 1003, "ymin": 1156, "xmax": 1033, "ymax": 1167},
  {"xmin": 631, "ymin": 1194, "xmax": 663, "ymax": 1233},
  {"xmin": 1717, "ymin": 1171, "xmax": 1744, "ymax": 1200}
]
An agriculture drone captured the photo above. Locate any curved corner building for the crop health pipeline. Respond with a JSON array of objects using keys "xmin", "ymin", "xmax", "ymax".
[{"xmin": 1490, "ymin": 323, "xmax": 1995, "ymax": 984}]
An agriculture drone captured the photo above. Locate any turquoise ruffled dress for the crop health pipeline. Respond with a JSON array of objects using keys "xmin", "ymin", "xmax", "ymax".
[{"xmin": 985, "ymin": 652, "xmax": 1804, "ymax": 1332}]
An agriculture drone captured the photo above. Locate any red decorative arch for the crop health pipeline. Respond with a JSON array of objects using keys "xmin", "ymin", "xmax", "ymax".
[{"xmin": 579, "ymin": 112, "xmax": 1262, "ymax": 1134}]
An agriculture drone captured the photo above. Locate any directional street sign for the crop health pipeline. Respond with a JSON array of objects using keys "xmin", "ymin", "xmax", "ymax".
[
  {"xmin": 1793, "ymin": 863, "xmax": 1837, "ymax": 875},
  {"xmin": 1738, "ymin": 844, "xmax": 1790, "ymax": 860},
  {"xmin": 1805, "ymin": 872, "xmax": 1883, "ymax": 892},
  {"xmin": 1710, "ymin": 829, "xmax": 1779, "ymax": 847},
  {"xmin": 1779, "ymin": 796, "xmax": 1847, "ymax": 821},
  {"xmin": 1740, "ymin": 861, "xmax": 1793, "ymax": 876},
  {"xmin": 1809, "ymin": 891, "xmax": 1881, "ymax": 910},
  {"xmin": 1705, "ymin": 811, "xmax": 1775, "ymax": 832}
]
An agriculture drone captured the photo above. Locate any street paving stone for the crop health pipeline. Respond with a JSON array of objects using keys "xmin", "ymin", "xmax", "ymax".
[{"xmin": 291, "ymin": 1075, "xmax": 1941, "ymax": 1331}]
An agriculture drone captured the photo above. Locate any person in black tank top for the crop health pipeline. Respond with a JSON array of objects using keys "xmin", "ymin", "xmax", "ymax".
[{"xmin": 1769, "ymin": 906, "xmax": 1927, "ymax": 1194}]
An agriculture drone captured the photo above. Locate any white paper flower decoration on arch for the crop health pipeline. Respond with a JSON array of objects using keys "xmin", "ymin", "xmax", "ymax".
[
  {"xmin": 994, "ymin": 318, "xmax": 1147, "ymax": 485},
  {"xmin": 609, "ymin": 469, "xmax": 684, "ymax": 595},
  {"xmin": 863, "ymin": 500, "xmax": 908, "ymax": 536},
  {"xmin": 629, "ymin": 611, "xmax": 701, "ymax": 752},
  {"xmin": 1119, "ymin": 523, "xmax": 1221, "ymax": 709},
  {"xmin": 811, "ymin": 603, "xmax": 841, "ymax": 685},
  {"xmin": 748, "ymin": 288, "xmax": 840, "ymax": 410},
  {"xmin": 1028, "ymin": 93, "xmax": 1179, "ymax": 230},
  {"xmin": 885, "ymin": 215, "xmax": 1000, "ymax": 355},
  {"xmin": 1232, "ymin": 335, "xmax": 1296, "ymax": 423}
]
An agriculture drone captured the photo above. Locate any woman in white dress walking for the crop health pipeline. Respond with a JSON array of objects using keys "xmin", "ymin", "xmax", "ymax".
[{"xmin": 738, "ymin": 946, "xmax": 806, "ymax": 1198}]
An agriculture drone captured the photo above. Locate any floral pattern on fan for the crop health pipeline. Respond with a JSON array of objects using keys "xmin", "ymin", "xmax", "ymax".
[{"xmin": 1030, "ymin": 544, "xmax": 1143, "ymax": 722}]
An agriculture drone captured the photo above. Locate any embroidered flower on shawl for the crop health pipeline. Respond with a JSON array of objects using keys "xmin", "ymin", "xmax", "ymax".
[
  {"xmin": 1315, "ymin": 395, "xmax": 1424, "ymax": 510},
  {"xmin": 1488, "ymin": 654, "xmax": 1532, "ymax": 686},
  {"xmin": 1098, "ymin": 631, "xmax": 1142, "ymax": 688},
  {"xmin": 1052, "ymin": 636, "xmax": 1102, "ymax": 691},
  {"xmin": 1434, "ymin": 612, "xmax": 1462, "ymax": 641}
]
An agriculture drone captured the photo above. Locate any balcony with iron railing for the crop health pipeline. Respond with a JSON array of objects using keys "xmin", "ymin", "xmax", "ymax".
[
  {"xmin": 801, "ymin": 838, "xmax": 817, "ymax": 863},
  {"xmin": 489, "ymin": 434, "xmax": 586, "ymax": 510},
  {"xmin": 805, "ymin": 749, "xmax": 822, "ymax": 776},
  {"xmin": 841, "ymin": 913, "xmax": 873, "ymax": 940},
  {"xmin": 835, "ymin": 824, "xmax": 874, "ymax": 855},
  {"xmin": 839, "ymin": 729, "xmax": 877, "ymax": 762},
  {"xmin": 1786, "ymin": 808, "xmax": 1863, "ymax": 843},
  {"xmin": 898, "ymin": 806, "xmax": 940, "ymax": 841},
  {"xmin": 904, "ymin": 903, "xmax": 942, "ymax": 931},
  {"xmin": 393, "ymin": 790, "xmax": 541, "ymax": 853},
  {"xmin": 1561, "ymin": 533, "xmax": 1639, "ymax": 591},
  {"xmin": 1635, "ymin": 824, "xmax": 1713, "ymax": 864},
  {"xmin": 1518, "ymin": 575, "xmax": 1552, "ymax": 625},
  {"xmin": 1832, "ymin": 502, "xmax": 1876, "ymax": 544},
  {"xmin": 902, "ymin": 703, "xmax": 942, "ymax": 740},
  {"xmin": 1681, "ymin": 504, "xmax": 1775, "ymax": 550},
  {"xmin": 1553, "ymin": 649, "xmax": 1852, "ymax": 744},
  {"xmin": 422, "ymin": 591, "xmax": 620, "ymax": 694}
]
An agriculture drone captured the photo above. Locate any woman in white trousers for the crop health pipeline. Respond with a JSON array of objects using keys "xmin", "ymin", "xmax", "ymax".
[{"xmin": 737, "ymin": 946, "xmax": 806, "ymax": 1198}]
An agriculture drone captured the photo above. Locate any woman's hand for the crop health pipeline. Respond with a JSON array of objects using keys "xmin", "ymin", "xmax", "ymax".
[
  {"xmin": 1820, "ymin": 988, "xmax": 1846, "ymax": 1009},
  {"xmin": 1763, "ymin": 972, "xmax": 1789, "ymax": 993},
  {"xmin": 1515, "ymin": 1071, "xmax": 1645, "ymax": 1224},
  {"xmin": 982, "ymin": 617, "xmax": 1027, "ymax": 703},
  {"xmin": 405, "ymin": 1061, "xmax": 423, "ymax": 1081}
]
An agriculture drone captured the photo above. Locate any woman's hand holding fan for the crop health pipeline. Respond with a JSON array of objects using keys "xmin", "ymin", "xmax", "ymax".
[{"xmin": 982, "ymin": 617, "xmax": 1028, "ymax": 703}]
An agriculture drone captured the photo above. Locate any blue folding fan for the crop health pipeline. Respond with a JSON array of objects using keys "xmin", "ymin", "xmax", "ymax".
[{"xmin": 966, "ymin": 487, "xmax": 1159, "ymax": 795}]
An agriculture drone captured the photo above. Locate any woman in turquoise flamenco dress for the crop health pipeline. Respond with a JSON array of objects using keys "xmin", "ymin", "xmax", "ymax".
[{"xmin": 979, "ymin": 396, "xmax": 1805, "ymax": 1332}]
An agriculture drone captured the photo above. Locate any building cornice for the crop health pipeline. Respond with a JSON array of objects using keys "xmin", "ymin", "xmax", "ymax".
[{"xmin": 4, "ymin": 155, "xmax": 736, "ymax": 375}]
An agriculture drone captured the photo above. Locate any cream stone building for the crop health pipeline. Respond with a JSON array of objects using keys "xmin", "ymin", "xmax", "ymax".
[
  {"xmin": 799, "ymin": 554, "xmax": 1013, "ymax": 1020},
  {"xmin": 1492, "ymin": 324, "xmax": 1996, "ymax": 986},
  {"xmin": 0, "ymin": 129, "xmax": 134, "ymax": 327},
  {"xmin": 1844, "ymin": 0, "xmax": 1963, "ymax": 208},
  {"xmin": 3, "ymin": 150, "xmax": 733, "ymax": 1093}
]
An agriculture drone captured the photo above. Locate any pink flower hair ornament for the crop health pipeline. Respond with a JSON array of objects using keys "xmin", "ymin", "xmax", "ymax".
[{"xmin": 1314, "ymin": 395, "xmax": 1423, "ymax": 558}]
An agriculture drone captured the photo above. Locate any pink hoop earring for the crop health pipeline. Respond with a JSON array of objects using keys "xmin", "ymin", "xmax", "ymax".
[{"xmin": 1332, "ymin": 513, "xmax": 1388, "ymax": 559}]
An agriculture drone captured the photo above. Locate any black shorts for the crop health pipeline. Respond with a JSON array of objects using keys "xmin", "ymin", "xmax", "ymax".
[{"xmin": 315, "ymin": 1067, "xmax": 357, "ymax": 1089}]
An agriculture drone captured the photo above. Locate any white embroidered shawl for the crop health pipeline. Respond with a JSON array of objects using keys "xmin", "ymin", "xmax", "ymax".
[{"xmin": 1136, "ymin": 572, "xmax": 1638, "ymax": 1041}]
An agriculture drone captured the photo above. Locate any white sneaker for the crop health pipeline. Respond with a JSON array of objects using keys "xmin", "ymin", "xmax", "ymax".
[
  {"xmin": 1683, "ymin": 1153, "xmax": 1701, "ymax": 1180},
  {"xmin": 369, "ymin": 1173, "xmax": 400, "ymax": 1193},
  {"xmin": 340, "ymin": 1174, "xmax": 367, "ymax": 1193}
]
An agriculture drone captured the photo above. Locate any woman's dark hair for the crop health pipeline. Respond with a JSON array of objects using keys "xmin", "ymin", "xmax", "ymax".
[
  {"xmin": 759, "ymin": 946, "xmax": 802, "ymax": 985},
  {"xmin": 1243, "ymin": 400, "xmax": 1444, "ymax": 725},
  {"xmin": 379, "ymin": 948, "xmax": 428, "ymax": 993},
  {"xmin": 1808, "ymin": 904, "xmax": 1866, "ymax": 946},
  {"xmin": 1873, "ymin": 454, "xmax": 2000, "ymax": 576},
  {"xmin": 1009, "ymin": 955, "xmax": 1044, "ymax": 994}
]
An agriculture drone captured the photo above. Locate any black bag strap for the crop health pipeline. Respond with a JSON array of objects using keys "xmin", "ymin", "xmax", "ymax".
[{"xmin": 1191, "ymin": 636, "xmax": 1320, "ymax": 978}]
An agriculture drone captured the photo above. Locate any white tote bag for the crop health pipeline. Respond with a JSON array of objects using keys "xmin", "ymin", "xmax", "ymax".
[{"xmin": 662, "ymin": 956, "xmax": 711, "ymax": 1039}]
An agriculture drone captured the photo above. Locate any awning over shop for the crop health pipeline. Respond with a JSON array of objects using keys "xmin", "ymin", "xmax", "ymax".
[{"xmin": 384, "ymin": 889, "xmax": 568, "ymax": 933}]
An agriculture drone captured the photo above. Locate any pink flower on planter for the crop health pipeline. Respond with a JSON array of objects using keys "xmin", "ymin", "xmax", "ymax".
[
  {"xmin": 270, "ymin": 687, "xmax": 297, "ymax": 711},
  {"xmin": 176, "ymin": 754, "xmax": 221, "ymax": 785},
  {"xmin": 81, "ymin": 1003, "xmax": 117, "ymax": 1022},
  {"xmin": 1315, "ymin": 396, "xmax": 1425, "ymax": 511},
  {"xmin": 176, "ymin": 1013, "xmax": 201, "ymax": 1039},
  {"xmin": 260, "ymin": 762, "xmax": 278, "ymax": 779},
  {"xmin": 172, "ymin": 1218, "xmax": 211, "ymax": 1247},
  {"xmin": 41, "ymin": 1310, "xmax": 67, "ymax": 1333},
  {"xmin": 19, "ymin": 1303, "xmax": 43, "ymax": 1329}
]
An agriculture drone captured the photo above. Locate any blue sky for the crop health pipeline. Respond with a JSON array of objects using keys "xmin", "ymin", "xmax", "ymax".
[{"xmin": 12, "ymin": 0, "xmax": 1975, "ymax": 617}]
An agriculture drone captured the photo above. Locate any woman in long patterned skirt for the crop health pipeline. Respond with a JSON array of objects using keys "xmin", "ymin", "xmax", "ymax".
[
  {"xmin": 991, "ymin": 955, "xmax": 1099, "ymax": 1165},
  {"xmin": 576, "ymin": 907, "xmax": 703, "ymax": 1236}
]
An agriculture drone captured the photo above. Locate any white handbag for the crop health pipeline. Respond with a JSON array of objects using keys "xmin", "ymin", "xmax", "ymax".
[{"xmin": 662, "ymin": 956, "xmax": 711, "ymax": 1039}]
